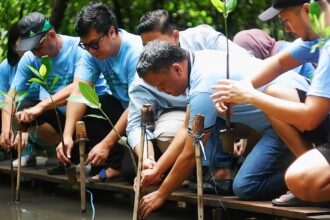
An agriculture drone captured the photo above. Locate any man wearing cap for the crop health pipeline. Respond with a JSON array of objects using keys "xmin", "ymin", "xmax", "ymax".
[
  {"xmin": 1, "ymin": 12, "xmax": 109, "ymax": 173},
  {"xmin": 212, "ymin": 0, "xmax": 330, "ymax": 204}
]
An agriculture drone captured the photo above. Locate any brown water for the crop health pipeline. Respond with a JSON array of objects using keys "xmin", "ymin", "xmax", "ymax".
[{"xmin": 0, "ymin": 175, "xmax": 196, "ymax": 220}]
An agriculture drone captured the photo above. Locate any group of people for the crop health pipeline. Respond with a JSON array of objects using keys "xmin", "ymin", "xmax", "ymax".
[{"xmin": 0, "ymin": 0, "xmax": 329, "ymax": 218}]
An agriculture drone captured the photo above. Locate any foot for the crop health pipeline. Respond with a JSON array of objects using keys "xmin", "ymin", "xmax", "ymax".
[
  {"xmin": 90, "ymin": 167, "xmax": 121, "ymax": 181},
  {"xmin": 13, "ymin": 154, "xmax": 36, "ymax": 168}
]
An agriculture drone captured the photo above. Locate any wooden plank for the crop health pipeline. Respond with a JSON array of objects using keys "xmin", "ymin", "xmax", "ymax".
[{"xmin": 0, "ymin": 161, "xmax": 329, "ymax": 220}]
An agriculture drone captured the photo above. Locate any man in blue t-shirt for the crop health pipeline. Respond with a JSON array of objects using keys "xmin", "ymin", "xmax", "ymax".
[
  {"xmin": 0, "ymin": 12, "xmax": 109, "ymax": 173},
  {"xmin": 56, "ymin": 2, "xmax": 142, "ymax": 182},
  {"xmin": 135, "ymin": 40, "xmax": 310, "ymax": 219},
  {"xmin": 129, "ymin": 9, "xmax": 252, "ymax": 190},
  {"xmin": 212, "ymin": 0, "xmax": 330, "ymax": 204}
]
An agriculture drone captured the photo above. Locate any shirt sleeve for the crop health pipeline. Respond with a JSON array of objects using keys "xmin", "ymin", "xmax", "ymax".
[
  {"xmin": 188, "ymin": 92, "xmax": 217, "ymax": 132},
  {"xmin": 74, "ymin": 50, "xmax": 100, "ymax": 84},
  {"xmin": 287, "ymin": 38, "xmax": 320, "ymax": 63},
  {"xmin": 11, "ymin": 52, "xmax": 36, "ymax": 92},
  {"xmin": 127, "ymin": 84, "xmax": 156, "ymax": 149}
]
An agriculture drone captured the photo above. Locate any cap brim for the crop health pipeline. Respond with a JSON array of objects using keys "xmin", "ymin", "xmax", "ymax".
[
  {"xmin": 16, "ymin": 33, "xmax": 44, "ymax": 51},
  {"xmin": 258, "ymin": 7, "xmax": 283, "ymax": 21}
]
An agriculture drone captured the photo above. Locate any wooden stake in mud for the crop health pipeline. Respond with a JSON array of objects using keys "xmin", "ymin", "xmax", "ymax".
[
  {"xmin": 15, "ymin": 129, "xmax": 22, "ymax": 203},
  {"xmin": 192, "ymin": 114, "xmax": 205, "ymax": 220},
  {"xmin": 133, "ymin": 104, "xmax": 154, "ymax": 220},
  {"xmin": 75, "ymin": 121, "xmax": 89, "ymax": 214}
]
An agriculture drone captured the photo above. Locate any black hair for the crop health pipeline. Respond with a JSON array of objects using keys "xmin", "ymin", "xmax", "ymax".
[
  {"xmin": 137, "ymin": 9, "xmax": 176, "ymax": 35},
  {"xmin": 7, "ymin": 22, "xmax": 20, "ymax": 66},
  {"xmin": 75, "ymin": 2, "xmax": 118, "ymax": 37},
  {"xmin": 137, "ymin": 40, "xmax": 188, "ymax": 78}
]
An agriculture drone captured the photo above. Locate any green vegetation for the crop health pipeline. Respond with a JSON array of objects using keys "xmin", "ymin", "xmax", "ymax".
[{"xmin": 0, "ymin": 0, "xmax": 286, "ymax": 61}]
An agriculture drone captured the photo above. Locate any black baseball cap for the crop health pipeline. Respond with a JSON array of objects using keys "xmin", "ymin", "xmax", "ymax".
[
  {"xmin": 17, "ymin": 12, "xmax": 52, "ymax": 51},
  {"xmin": 259, "ymin": 0, "xmax": 310, "ymax": 21}
]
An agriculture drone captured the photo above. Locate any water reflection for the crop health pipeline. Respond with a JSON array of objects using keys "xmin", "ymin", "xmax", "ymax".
[{"xmin": 0, "ymin": 175, "xmax": 195, "ymax": 220}]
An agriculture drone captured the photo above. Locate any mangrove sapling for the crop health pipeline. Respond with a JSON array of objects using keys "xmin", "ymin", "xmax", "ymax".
[
  {"xmin": 0, "ymin": 89, "xmax": 29, "ymax": 202},
  {"xmin": 210, "ymin": 0, "xmax": 237, "ymax": 153},
  {"xmin": 27, "ymin": 56, "xmax": 64, "ymax": 150},
  {"xmin": 68, "ymin": 82, "xmax": 137, "ymax": 172}
]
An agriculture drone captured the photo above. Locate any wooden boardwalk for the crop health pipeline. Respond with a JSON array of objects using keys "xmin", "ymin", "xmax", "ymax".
[{"xmin": 0, "ymin": 160, "xmax": 329, "ymax": 220}]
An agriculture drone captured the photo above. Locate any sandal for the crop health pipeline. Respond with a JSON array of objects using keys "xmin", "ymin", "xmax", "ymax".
[
  {"xmin": 272, "ymin": 191, "xmax": 330, "ymax": 207},
  {"xmin": 88, "ymin": 167, "xmax": 122, "ymax": 183}
]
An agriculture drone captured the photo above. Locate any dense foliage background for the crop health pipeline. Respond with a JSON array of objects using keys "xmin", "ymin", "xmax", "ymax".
[{"xmin": 0, "ymin": 0, "xmax": 294, "ymax": 61}]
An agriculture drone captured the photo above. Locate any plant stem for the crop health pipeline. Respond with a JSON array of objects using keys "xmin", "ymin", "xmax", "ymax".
[
  {"xmin": 224, "ymin": 10, "xmax": 231, "ymax": 129},
  {"xmin": 98, "ymin": 107, "xmax": 137, "ymax": 172}
]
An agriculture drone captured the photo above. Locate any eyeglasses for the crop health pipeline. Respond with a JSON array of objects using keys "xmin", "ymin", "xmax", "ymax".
[
  {"xmin": 79, "ymin": 34, "xmax": 105, "ymax": 51},
  {"xmin": 32, "ymin": 33, "xmax": 48, "ymax": 52}
]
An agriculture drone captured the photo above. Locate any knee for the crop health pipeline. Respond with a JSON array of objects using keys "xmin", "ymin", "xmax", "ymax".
[
  {"xmin": 232, "ymin": 178, "xmax": 258, "ymax": 200},
  {"xmin": 263, "ymin": 84, "xmax": 285, "ymax": 98}
]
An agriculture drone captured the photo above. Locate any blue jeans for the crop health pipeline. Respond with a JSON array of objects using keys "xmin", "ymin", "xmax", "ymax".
[
  {"xmin": 203, "ymin": 117, "xmax": 233, "ymax": 169},
  {"xmin": 233, "ymin": 127, "xmax": 295, "ymax": 200}
]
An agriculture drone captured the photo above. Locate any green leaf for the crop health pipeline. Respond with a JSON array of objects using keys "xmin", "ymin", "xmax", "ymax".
[
  {"xmin": 84, "ymin": 114, "xmax": 107, "ymax": 120},
  {"xmin": 67, "ymin": 95, "xmax": 99, "ymax": 109},
  {"xmin": 311, "ymin": 41, "xmax": 325, "ymax": 53},
  {"xmin": 78, "ymin": 82, "xmax": 101, "ymax": 108},
  {"xmin": 323, "ymin": 26, "xmax": 330, "ymax": 37},
  {"xmin": 28, "ymin": 78, "xmax": 45, "ymax": 86},
  {"xmin": 309, "ymin": 0, "xmax": 321, "ymax": 18},
  {"xmin": 41, "ymin": 55, "xmax": 52, "ymax": 80},
  {"xmin": 225, "ymin": 0, "xmax": 237, "ymax": 13},
  {"xmin": 39, "ymin": 64, "xmax": 47, "ymax": 78},
  {"xmin": 0, "ymin": 101, "xmax": 8, "ymax": 108},
  {"xmin": 50, "ymin": 75, "xmax": 60, "ymax": 92},
  {"xmin": 210, "ymin": 0, "xmax": 225, "ymax": 13},
  {"xmin": 28, "ymin": 65, "xmax": 42, "ymax": 79},
  {"xmin": 14, "ymin": 90, "xmax": 29, "ymax": 102}
]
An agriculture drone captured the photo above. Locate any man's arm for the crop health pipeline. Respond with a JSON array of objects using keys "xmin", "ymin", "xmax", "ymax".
[
  {"xmin": 16, "ymin": 83, "xmax": 75, "ymax": 123},
  {"xmin": 0, "ymin": 88, "xmax": 16, "ymax": 149},
  {"xmin": 56, "ymin": 78, "xmax": 89, "ymax": 165},
  {"xmin": 140, "ymin": 106, "xmax": 190, "ymax": 188},
  {"xmin": 250, "ymin": 50, "xmax": 302, "ymax": 88},
  {"xmin": 139, "ymin": 109, "xmax": 211, "ymax": 219}
]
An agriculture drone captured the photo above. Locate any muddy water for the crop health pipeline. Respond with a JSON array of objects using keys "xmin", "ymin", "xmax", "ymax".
[{"xmin": 0, "ymin": 175, "xmax": 195, "ymax": 220}]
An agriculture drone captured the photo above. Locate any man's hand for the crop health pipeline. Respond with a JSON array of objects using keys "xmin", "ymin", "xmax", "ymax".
[
  {"xmin": 85, "ymin": 142, "xmax": 110, "ymax": 166},
  {"xmin": 233, "ymin": 139, "xmax": 246, "ymax": 158},
  {"xmin": 0, "ymin": 130, "xmax": 14, "ymax": 150},
  {"xmin": 140, "ymin": 167, "xmax": 162, "ymax": 189},
  {"xmin": 56, "ymin": 135, "xmax": 74, "ymax": 166},
  {"xmin": 211, "ymin": 79, "xmax": 256, "ymax": 113},
  {"xmin": 143, "ymin": 158, "xmax": 156, "ymax": 170},
  {"xmin": 16, "ymin": 105, "xmax": 44, "ymax": 123},
  {"xmin": 139, "ymin": 190, "xmax": 166, "ymax": 219}
]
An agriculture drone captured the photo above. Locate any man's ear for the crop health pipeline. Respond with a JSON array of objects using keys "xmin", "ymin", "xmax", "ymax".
[
  {"xmin": 172, "ymin": 30, "xmax": 179, "ymax": 43},
  {"xmin": 172, "ymin": 63, "xmax": 183, "ymax": 76},
  {"xmin": 303, "ymin": 3, "xmax": 310, "ymax": 13},
  {"xmin": 47, "ymin": 29, "xmax": 56, "ymax": 38}
]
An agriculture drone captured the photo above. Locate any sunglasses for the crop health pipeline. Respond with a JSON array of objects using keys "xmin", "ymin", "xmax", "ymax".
[{"xmin": 79, "ymin": 34, "xmax": 105, "ymax": 51}]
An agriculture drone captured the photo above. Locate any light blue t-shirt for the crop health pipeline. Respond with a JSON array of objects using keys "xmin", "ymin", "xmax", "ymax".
[
  {"xmin": 11, "ymin": 35, "xmax": 109, "ymax": 101},
  {"xmin": 288, "ymin": 38, "xmax": 320, "ymax": 64},
  {"xmin": 0, "ymin": 58, "xmax": 39, "ymax": 100},
  {"xmin": 276, "ymin": 41, "xmax": 315, "ymax": 78},
  {"xmin": 188, "ymin": 50, "xmax": 310, "ymax": 131},
  {"xmin": 179, "ymin": 24, "xmax": 251, "ymax": 56},
  {"xmin": 126, "ymin": 25, "xmax": 251, "ymax": 148},
  {"xmin": 308, "ymin": 39, "xmax": 330, "ymax": 99},
  {"xmin": 75, "ymin": 29, "xmax": 143, "ymax": 108}
]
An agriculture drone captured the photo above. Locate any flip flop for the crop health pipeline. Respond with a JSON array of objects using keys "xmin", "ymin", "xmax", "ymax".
[{"xmin": 272, "ymin": 192, "xmax": 330, "ymax": 207}]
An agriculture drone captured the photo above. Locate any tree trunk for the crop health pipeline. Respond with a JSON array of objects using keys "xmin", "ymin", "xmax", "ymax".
[{"xmin": 50, "ymin": 0, "xmax": 70, "ymax": 31}]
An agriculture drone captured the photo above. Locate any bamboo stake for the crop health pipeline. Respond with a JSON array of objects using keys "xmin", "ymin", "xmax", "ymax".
[
  {"xmin": 133, "ymin": 104, "xmax": 154, "ymax": 220},
  {"xmin": 15, "ymin": 130, "xmax": 22, "ymax": 203},
  {"xmin": 192, "ymin": 114, "xmax": 205, "ymax": 220},
  {"xmin": 75, "ymin": 121, "xmax": 89, "ymax": 214}
]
